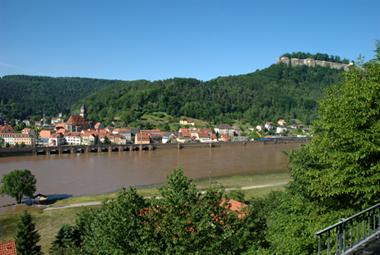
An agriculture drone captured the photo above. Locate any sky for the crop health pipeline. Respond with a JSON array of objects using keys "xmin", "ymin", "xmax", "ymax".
[{"xmin": 0, "ymin": 0, "xmax": 379, "ymax": 81}]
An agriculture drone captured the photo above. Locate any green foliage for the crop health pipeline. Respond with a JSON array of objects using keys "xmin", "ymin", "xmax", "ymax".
[
  {"xmin": 282, "ymin": 52, "xmax": 350, "ymax": 64},
  {"xmin": 50, "ymin": 224, "xmax": 82, "ymax": 255},
  {"xmin": 259, "ymin": 43, "xmax": 380, "ymax": 254},
  {"xmin": 16, "ymin": 211, "xmax": 42, "ymax": 255},
  {"xmin": 289, "ymin": 59, "xmax": 380, "ymax": 209},
  {"xmin": 80, "ymin": 188, "xmax": 148, "ymax": 254},
  {"xmin": 264, "ymin": 191, "xmax": 353, "ymax": 254},
  {"xmin": 0, "ymin": 75, "xmax": 118, "ymax": 120},
  {"xmin": 0, "ymin": 169, "xmax": 37, "ymax": 203},
  {"xmin": 77, "ymin": 64, "xmax": 342, "ymax": 126},
  {"xmin": 67, "ymin": 169, "xmax": 267, "ymax": 254},
  {"xmin": 102, "ymin": 136, "xmax": 111, "ymax": 145}
]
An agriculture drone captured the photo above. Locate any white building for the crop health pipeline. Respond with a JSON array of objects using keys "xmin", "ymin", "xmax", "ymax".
[
  {"xmin": 64, "ymin": 132, "xmax": 82, "ymax": 145},
  {"xmin": 0, "ymin": 133, "xmax": 35, "ymax": 146}
]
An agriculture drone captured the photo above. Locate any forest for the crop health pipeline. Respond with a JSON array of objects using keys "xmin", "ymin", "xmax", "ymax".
[
  {"xmin": 0, "ymin": 62, "xmax": 342, "ymax": 126},
  {"xmin": 0, "ymin": 75, "xmax": 119, "ymax": 121},
  {"xmin": 76, "ymin": 63, "xmax": 342, "ymax": 126}
]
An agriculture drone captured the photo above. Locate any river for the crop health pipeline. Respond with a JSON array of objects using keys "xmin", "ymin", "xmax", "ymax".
[{"xmin": 0, "ymin": 142, "xmax": 303, "ymax": 206}]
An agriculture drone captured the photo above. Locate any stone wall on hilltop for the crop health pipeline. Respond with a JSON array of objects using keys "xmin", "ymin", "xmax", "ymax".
[{"xmin": 277, "ymin": 56, "xmax": 352, "ymax": 71}]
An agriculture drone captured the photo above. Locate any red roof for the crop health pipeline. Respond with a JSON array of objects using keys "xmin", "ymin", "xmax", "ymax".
[
  {"xmin": 39, "ymin": 130, "xmax": 53, "ymax": 138},
  {"xmin": 179, "ymin": 128, "xmax": 191, "ymax": 138},
  {"xmin": 136, "ymin": 132, "xmax": 150, "ymax": 142},
  {"xmin": 66, "ymin": 115, "xmax": 87, "ymax": 126},
  {"xmin": 0, "ymin": 125, "xmax": 14, "ymax": 133},
  {"xmin": 0, "ymin": 240, "xmax": 16, "ymax": 255},
  {"xmin": 221, "ymin": 198, "xmax": 247, "ymax": 219}
]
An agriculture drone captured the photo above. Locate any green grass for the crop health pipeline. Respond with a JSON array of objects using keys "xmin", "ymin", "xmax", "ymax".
[
  {"xmin": 195, "ymin": 172, "xmax": 290, "ymax": 189},
  {"xmin": 0, "ymin": 205, "xmax": 91, "ymax": 254}
]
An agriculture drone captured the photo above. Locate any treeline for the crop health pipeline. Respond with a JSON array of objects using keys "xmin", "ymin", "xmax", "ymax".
[
  {"xmin": 77, "ymin": 64, "xmax": 342, "ymax": 126},
  {"xmin": 0, "ymin": 75, "xmax": 119, "ymax": 120},
  {"xmin": 281, "ymin": 52, "xmax": 350, "ymax": 64}
]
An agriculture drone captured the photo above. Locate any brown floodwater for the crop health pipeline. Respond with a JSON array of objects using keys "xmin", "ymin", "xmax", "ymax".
[{"xmin": 0, "ymin": 142, "xmax": 303, "ymax": 206}]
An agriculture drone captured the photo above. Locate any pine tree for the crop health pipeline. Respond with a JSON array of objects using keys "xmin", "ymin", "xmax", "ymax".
[{"xmin": 15, "ymin": 211, "xmax": 42, "ymax": 255}]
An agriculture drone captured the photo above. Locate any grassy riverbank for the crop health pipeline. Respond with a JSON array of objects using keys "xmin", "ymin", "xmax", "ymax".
[{"xmin": 0, "ymin": 172, "xmax": 289, "ymax": 253}]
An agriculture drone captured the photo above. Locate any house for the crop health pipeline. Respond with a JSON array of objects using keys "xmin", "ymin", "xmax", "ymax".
[
  {"xmin": 49, "ymin": 133, "xmax": 65, "ymax": 146},
  {"xmin": 264, "ymin": 122, "xmax": 273, "ymax": 131},
  {"xmin": 179, "ymin": 119, "xmax": 195, "ymax": 126},
  {"xmin": 139, "ymin": 129, "xmax": 163, "ymax": 144},
  {"xmin": 51, "ymin": 116, "xmax": 64, "ymax": 125},
  {"xmin": 0, "ymin": 133, "xmax": 35, "ymax": 146},
  {"xmin": 197, "ymin": 128, "xmax": 214, "ymax": 143},
  {"xmin": 162, "ymin": 132, "xmax": 176, "ymax": 144},
  {"xmin": 64, "ymin": 132, "xmax": 82, "ymax": 145},
  {"xmin": 255, "ymin": 125, "xmax": 263, "ymax": 132},
  {"xmin": 0, "ymin": 240, "xmax": 16, "ymax": 255},
  {"xmin": 177, "ymin": 128, "xmax": 192, "ymax": 143},
  {"xmin": 135, "ymin": 132, "xmax": 150, "ymax": 144},
  {"xmin": 94, "ymin": 122, "xmax": 105, "ymax": 130},
  {"xmin": 277, "ymin": 119, "xmax": 287, "ymax": 127},
  {"xmin": 80, "ymin": 130, "xmax": 97, "ymax": 145},
  {"xmin": 214, "ymin": 124, "xmax": 237, "ymax": 137},
  {"xmin": 39, "ymin": 129, "xmax": 53, "ymax": 139},
  {"xmin": 276, "ymin": 127, "xmax": 287, "ymax": 134},
  {"xmin": 221, "ymin": 198, "xmax": 248, "ymax": 219},
  {"xmin": 219, "ymin": 134, "xmax": 229, "ymax": 142},
  {"xmin": 0, "ymin": 124, "xmax": 14, "ymax": 133},
  {"xmin": 64, "ymin": 115, "xmax": 88, "ymax": 132},
  {"xmin": 21, "ymin": 128, "xmax": 35, "ymax": 136},
  {"xmin": 108, "ymin": 134, "xmax": 127, "ymax": 145},
  {"xmin": 112, "ymin": 128, "xmax": 132, "ymax": 142},
  {"xmin": 22, "ymin": 119, "xmax": 31, "ymax": 126}
]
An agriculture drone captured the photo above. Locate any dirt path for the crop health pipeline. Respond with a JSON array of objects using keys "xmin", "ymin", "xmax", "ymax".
[{"xmin": 43, "ymin": 181, "xmax": 288, "ymax": 211}]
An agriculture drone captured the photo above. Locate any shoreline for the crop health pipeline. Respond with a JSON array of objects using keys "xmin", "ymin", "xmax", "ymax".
[{"xmin": 0, "ymin": 138, "xmax": 308, "ymax": 158}]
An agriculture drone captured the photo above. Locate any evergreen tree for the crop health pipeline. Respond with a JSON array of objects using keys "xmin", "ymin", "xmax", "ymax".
[{"xmin": 15, "ymin": 211, "xmax": 42, "ymax": 255}]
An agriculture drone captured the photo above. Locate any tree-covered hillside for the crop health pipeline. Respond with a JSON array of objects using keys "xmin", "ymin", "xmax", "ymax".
[
  {"xmin": 77, "ymin": 64, "xmax": 342, "ymax": 125},
  {"xmin": 0, "ymin": 75, "xmax": 119, "ymax": 120},
  {"xmin": 0, "ymin": 63, "xmax": 343, "ymax": 125}
]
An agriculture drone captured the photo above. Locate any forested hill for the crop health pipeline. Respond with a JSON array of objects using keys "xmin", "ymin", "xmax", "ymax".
[
  {"xmin": 0, "ymin": 75, "xmax": 119, "ymax": 120},
  {"xmin": 0, "ymin": 63, "xmax": 342, "ymax": 125},
  {"xmin": 76, "ymin": 64, "xmax": 342, "ymax": 125}
]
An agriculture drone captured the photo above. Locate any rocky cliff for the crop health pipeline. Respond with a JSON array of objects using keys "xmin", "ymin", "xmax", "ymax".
[{"xmin": 277, "ymin": 56, "xmax": 352, "ymax": 71}]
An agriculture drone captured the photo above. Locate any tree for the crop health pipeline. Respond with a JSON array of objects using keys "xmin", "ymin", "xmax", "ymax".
[
  {"xmin": 289, "ymin": 47, "xmax": 380, "ymax": 209},
  {"xmin": 15, "ymin": 211, "xmax": 42, "ymax": 255},
  {"xmin": 50, "ymin": 224, "xmax": 81, "ymax": 255},
  {"xmin": 102, "ymin": 136, "xmax": 111, "ymax": 145},
  {"xmin": 0, "ymin": 169, "xmax": 37, "ymax": 203}
]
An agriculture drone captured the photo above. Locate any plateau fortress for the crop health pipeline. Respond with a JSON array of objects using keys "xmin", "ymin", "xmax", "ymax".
[{"xmin": 277, "ymin": 56, "xmax": 352, "ymax": 71}]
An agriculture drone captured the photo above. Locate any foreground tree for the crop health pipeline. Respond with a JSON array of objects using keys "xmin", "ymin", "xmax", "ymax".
[
  {"xmin": 289, "ymin": 47, "xmax": 380, "ymax": 209},
  {"xmin": 69, "ymin": 169, "xmax": 266, "ymax": 254},
  {"xmin": 0, "ymin": 169, "xmax": 37, "ymax": 203},
  {"xmin": 50, "ymin": 224, "xmax": 81, "ymax": 255},
  {"xmin": 16, "ymin": 211, "xmax": 42, "ymax": 255},
  {"xmin": 262, "ymin": 43, "xmax": 380, "ymax": 254}
]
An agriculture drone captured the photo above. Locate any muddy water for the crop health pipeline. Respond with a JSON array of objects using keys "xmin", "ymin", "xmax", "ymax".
[{"xmin": 0, "ymin": 143, "xmax": 302, "ymax": 205}]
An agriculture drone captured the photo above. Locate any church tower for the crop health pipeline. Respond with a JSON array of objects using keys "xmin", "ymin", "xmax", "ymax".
[{"xmin": 80, "ymin": 105, "xmax": 86, "ymax": 119}]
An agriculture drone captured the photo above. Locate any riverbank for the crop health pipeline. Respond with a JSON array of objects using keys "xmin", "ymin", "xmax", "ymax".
[
  {"xmin": 0, "ymin": 138, "xmax": 308, "ymax": 157},
  {"xmin": 0, "ymin": 172, "xmax": 289, "ymax": 253}
]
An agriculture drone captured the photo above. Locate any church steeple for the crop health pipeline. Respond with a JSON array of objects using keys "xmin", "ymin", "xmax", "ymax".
[{"xmin": 80, "ymin": 105, "xmax": 86, "ymax": 119}]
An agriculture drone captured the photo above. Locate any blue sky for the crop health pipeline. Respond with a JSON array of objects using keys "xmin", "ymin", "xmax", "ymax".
[{"xmin": 0, "ymin": 0, "xmax": 379, "ymax": 81}]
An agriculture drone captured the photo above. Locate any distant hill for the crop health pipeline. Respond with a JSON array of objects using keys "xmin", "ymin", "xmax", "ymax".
[
  {"xmin": 0, "ymin": 62, "xmax": 343, "ymax": 125},
  {"xmin": 75, "ymin": 63, "xmax": 343, "ymax": 126},
  {"xmin": 0, "ymin": 75, "xmax": 119, "ymax": 120}
]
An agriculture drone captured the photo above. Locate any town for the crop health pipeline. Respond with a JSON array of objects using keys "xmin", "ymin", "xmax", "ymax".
[{"xmin": 0, "ymin": 105, "xmax": 309, "ymax": 148}]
